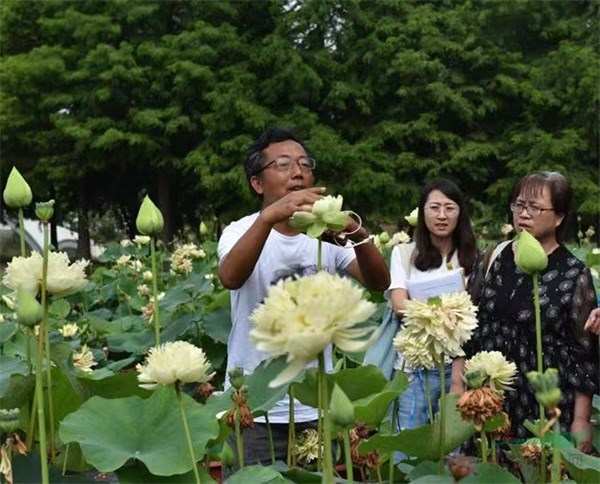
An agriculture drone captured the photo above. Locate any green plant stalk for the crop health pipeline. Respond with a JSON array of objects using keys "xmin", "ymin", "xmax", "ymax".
[
  {"xmin": 342, "ymin": 428, "xmax": 354, "ymax": 483},
  {"xmin": 17, "ymin": 207, "xmax": 32, "ymax": 371},
  {"xmin": 318, "ymin": 353, "xmax": 334, "ymax": 484},
  {"xmin": 175, "ymin": 384, "xmax": 200, "ymax": 484},
  {"xmin": 425, "ymin": 369, "xmax": 433, "ymax": 423},
  {"xmin": 26, "ymin": 369, "xmax": 38, "ymax": 449},
  {"xmin": 551, "ymin": 419, "xmax": 561, "ymax": 484},
  {"xmin": 438, "ymin": 356, "xmax": 446, "ymax": 473},
  {"xmin": 533, "ymin": 275, "xmax": 547, "ymax": 478},
  {"xmin": 317, "ymin": 237, "xmax": 322, "ymax": 272},
  {"xmin": 34, "ymin": 308, "xmax": 49, "ymax": 484},
  {"xmin": 317, "ymin": 369, "xmax": 323, "ymax": 471},
  {"xmin": 287, "ymin": 386, "xmax": 296, "ymax": 467},
  {"xmin": 41, "ymin": 222, "xmax": 56, "ymax": 463},
  {"xmin": 62, "ymin": 443, "xmax": 70, "ymax": 476},
  {"xmin": 491, "ymin": 437, "xmax": 497, "ymax": 464},
  {"xmin": 389, "ymin": 398, "xmax": 399, "ymax": 484},
  {"xmin": 481, "ymin": 429, "xmax": 488, "ymax": 463},
  {"xmin": 265, "ymin": 413, "xmax": 276, "ymax": 465},
  {"xmin": 234, "ymin": 408, "xmax": 245, "ymax": 470},
  {"xmin": 150, "ymin": 237, "xmax": 161, "ymax": 347}
]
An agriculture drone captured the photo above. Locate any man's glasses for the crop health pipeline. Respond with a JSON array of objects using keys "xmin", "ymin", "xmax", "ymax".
[
  {"xmin": 255, "ymin": 156, "xmax": 316, "ymax": 175},
  {"xmin": 510, "ymin": 202, "xmax": 554, "ymax": 218}
]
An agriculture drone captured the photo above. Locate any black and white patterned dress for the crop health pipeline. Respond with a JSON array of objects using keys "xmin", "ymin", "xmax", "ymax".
[{"xmin": 465, "ymin": 243, "xmax": 598, "ymax": 440}]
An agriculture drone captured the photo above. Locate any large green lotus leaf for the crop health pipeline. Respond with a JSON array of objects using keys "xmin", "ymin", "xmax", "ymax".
[
  {"xmin": 0, "ymin": 355, "xmax": 28, "ymax": 397},
  {"xmin": 50, "ymin": 366, "xmax": 86, "ymax": 424},
  {"xmin": 116, "ymin": 462, "xmax": 214, "ymax": 483},
  {"xmin": 105, "ymin": 328, "xmax": 154, "ymax": 354},
  {"xmin": 353, "ymin": 371, "xmax": 409, "ymax": 426},
  {"xmin": 0, "ymin": 373, "xmax": 34, "ymax": 409},
  {"xmin": 0, "ymin": 320, "xmax": 17, "ymax": 343},
  {"xmin": 226, "ymin": 465, "xmax": 287, "ymax": 483},
  {"xmin": 360, "ymin": 394, "xmax": 475, "ymax": 459},
  {"xmin": 160, "ymin": 313, "xmax": 194, "ymax": 342},
  {"xmin": 294, "ymin": 365, "xmax": 389, "ymax": 409},
  {"xmin": 561, "ymin": 446, "xmax": 600, "ymax": 483},
  {"xmin": 81, "ymin": 371, "xmax": 151, "ymax": 399},
  {"xmin": 462, "ymin": 462, "xmax": 520, "ymax": 482},
  {"xmin": 59, "ymin": 385, "xmax": 220, "ymax": 475}
]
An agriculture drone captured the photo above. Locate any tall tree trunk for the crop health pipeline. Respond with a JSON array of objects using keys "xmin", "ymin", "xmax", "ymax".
[
  {"xmin": 157, "ymin": 168, "xmax": 173, "ymax": 243},
  {"xmin": 77, "ymin": 177, "xmax": 91, "ymax": 259}
]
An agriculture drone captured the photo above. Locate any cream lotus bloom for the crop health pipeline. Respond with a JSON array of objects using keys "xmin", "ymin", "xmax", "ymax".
[
  {"xmin": 133, "ymin": 235, "xmax": 151, "ymax": 246},
  {"xmin": 73, "ymin": 345, "xmax": 97, "ymax": 373},
  {"xmin": 289, "ymin": 195, "xmax": 349, "ymax": 238},
  {"xmin": 143, "ymin": 270, "xmax": 154, "ymax": 282},
  {"xmin": 3, "ymin": 251, "xmax": 88, "ymax": 297},
  {"xmin": 394, "ymin": 291, "xmax": 478, "ymax": 369},
  {"xmin": 385, "ymin": 231, "xmax": 411, "ymax": 249},
  {"xmin": 136, "ymin": 341, "xmax": 214, "ymax": 390},
  {"xmin": 405, "ymin": 207, "xmax": 418, "ymax": 227},
  {"xmin": 59, "ymin": 323, "xmax": 79, "ymax": 338},
  {"xmin": 464, "ymin": 351, "xmax": 517, "ymax": 392},
  {"xmin": 500, "ymin": 223, "xmax": 514, "ymax": 236},
  {"xmin": 250, "ymin": 272, "xmax": 378, "ymax": 387}
]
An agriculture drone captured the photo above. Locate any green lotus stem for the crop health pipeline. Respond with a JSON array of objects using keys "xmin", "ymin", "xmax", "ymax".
[
  {"xmin": 17, "ymin": 207, "xmax": 32, "ymax": 371},
  {"xmin": 41, "ymin": 222, "xmax": 56, "ymax": 463},
  {"xmin": 551, "ymin": 419, "xmax": 561, "ymax": 483},
  {"xmin": 62, "ymin": 443, "xmax": 70, "ymax": 475},
  {"xmin": 317, "ymin": 237, "xmax": 322, "ymax": 272},
  {"xmin": 342, "ymin": 428, "xmax": 354, "ymax": 483},
  {"xmin": 481, "ymin": 429, "xmax": 488, "ymax": 463},
  {"xmin": 438, "ymin": 357, "xmax": 446, "ymax": 473},
  {"xmin": 318, "ymin": 353, "xmax": 334, "ymax": 483},
  {"xmin": 491, "ymin": 437, "xmax": 497, "ymax": 464},
  {"xmin": 234, "ymin": 407, "xmax": 244, "ymax": 470},
  {"xmin": 26, "ymin": 388, "xmax": 37, "ymax": 449},
  {"xmin": 34, "ymin": 307, "xmax": 49, "ymax": 484},
  {"xmin": 287, "ymin": 386, "xmax": 296, "ymax": 467},
  {"xmin": 265, "ymin": 413, "xmax": 275, "ymax": 465},
  {"xmin": 533, "ymin": 274, "xmax": 547, "ymax": 478},
  {"xmin": 424, "ymin": 369, "xmax": 433, "ymax": 423},
  {"xmin": 175, "ymin": 384, "xmax": 200, "ymax": 484},
  {"xmin": 389, "ymin": 398, "xmax": 399, "ymax": 484},
  {"xmin": 317, "ymin": 369, "xmax": 323, "ymax": 471},
  {"xmin": 150, "ymin": 237, "xmax": 161, "ymax": 347}
]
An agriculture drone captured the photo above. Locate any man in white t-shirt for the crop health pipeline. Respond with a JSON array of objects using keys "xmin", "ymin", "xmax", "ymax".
[{"xmin": 218, "ymin": 127, "xmax": 390, "ymax": 466}]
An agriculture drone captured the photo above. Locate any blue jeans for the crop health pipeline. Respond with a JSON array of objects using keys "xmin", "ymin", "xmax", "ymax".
[{"xmin": 397, "ymin": 363, "xmax": 452, "ymax": 430}]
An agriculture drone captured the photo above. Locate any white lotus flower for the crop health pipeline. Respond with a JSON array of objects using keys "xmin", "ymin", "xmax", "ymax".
[
  {"xmin": 136, "ymin": 341, "xmax": 214, "ymax": 390},
  {"xmin": 405, "ymin": 207, "xmax": 418, "ymax": 227},
  {"xmin": 394, "ymin": 291, "xmax": 478, "ymax": 369},
  {"xmin": 143, "ymin": 270, "xmax": 153, "ymax": 282},
  {"xmin": 311, "ymin": 195, "xmax": 343, "ymax": 217},
  {"xmin": 385, "ymin": 231, "xmax": 411, "ymax": 249},
  {"xmin": 59, "ymin": 323, "xmax": 79, "ymax": 338},
  {"xmin": 73, "ymin": 345, "xmax": 97, "ymax": 373},
  {"xmin": 464, "ymin": 351, "xmax": 517, "ymax": 392},
  {"xmin": 500, "ymin": 224, "xmax": 514, "ymax": 236},
  {"xmin": 3, "ymin": 252, "xmax": 88, "ymax": 297},
  {"xmin": 120, "ymin": 239, "xmax": 132, "ymax": 247},
  {"xmin": 289, "ymin": 194, "xmax": 349, "ymax": 238},
  {"xmin": 393, "ymin": 330, "xmax": 437, "ymax": 369},
  {"xmin": 250, "ymin": 272, "xmax": 378, "ymax": 387},
  {"xmin": 116, "ymin": 255, "xmax": 131, "ymax": 266},
  {"xmin": 133, "ymin": 235, "xmax": 151, "ymax": 246},
  {"xmin": 137, "ymin": 284, "xmax": 151, "ymax": 297}
]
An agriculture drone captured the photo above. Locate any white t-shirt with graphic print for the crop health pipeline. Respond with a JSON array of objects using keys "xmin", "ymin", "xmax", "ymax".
[{"xmin": 218, "ymin": 212, "xmax": 356, "ymax": 423}]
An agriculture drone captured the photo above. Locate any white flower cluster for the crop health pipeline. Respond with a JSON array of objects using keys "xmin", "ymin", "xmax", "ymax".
[
  {"xmin": 393, "ymin": 292, "xmax": 478, "ymax": 369},
  {"xmin": 3, "ymin": 252, "xmax": 89, "ymax": 297},
  {"xmin": 170, "ymin": 243, "xmax": 206, "ymax": 275},
  {"xmin": 136, "ymin": 341, "xmax": 214, "ymax": 389},
  {"xmin": 250, "ymin": 272, "xmax": 377, "ymax": 387},
  {"xmin": 464, "ymin": 350, "xmax": 517, "ymax": 392}
]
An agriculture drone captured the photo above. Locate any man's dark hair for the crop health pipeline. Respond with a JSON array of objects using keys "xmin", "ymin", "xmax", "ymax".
[
  {"xmin": 413, "ymin": 178, "xmax": 478, "ymax": 275},
  {"xmin": 243, "ymin": 127, "xmax": 310, "ymax": 185}
]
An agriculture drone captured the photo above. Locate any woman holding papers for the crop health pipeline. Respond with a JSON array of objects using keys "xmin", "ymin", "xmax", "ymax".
[
  {"xmin": 452, "ymin": 171, "xmax": 598, "ymax": 452},
  {"xmin": 388, "ymin": 178, "xmax": 479, "ymax": 430}
]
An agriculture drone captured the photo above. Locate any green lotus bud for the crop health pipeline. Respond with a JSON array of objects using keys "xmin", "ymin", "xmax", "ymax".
[
  {"xmin": 35, "ymin": 200, "xmax": 55, "ymax": 222},
  {"xmin": 329, "ymin": 384, "xmax": 355, "ymax": 427},
  {"xmin": 405, "ymin": 207, "xmax": 418, "ymax": 227},
  {"xmin": 289, "ymin": 211, "xmax": 318, "ymax": 229},
  {"xmin": 515, "ymin": 230, "xmax": 548, "ymax": 274},
  {"xmin": 199, "ymin": 221, "xmax": 208, "ymax": 236},
  {"xmin": 16, "ymin": 286, "xmax": 43, "ymax": 328},
  {"xmin": 136, "ymin": 195, "xmax": 164, "ymax": 236},
  {"xmin": 0, "ymin": 408, "xmax": 21, "ymax": 433},
  {"xmin": 378, "ymin": 231, "xmax": 391, "ymax": 244},
  {"xmin": 322, "ymin": 210, "xmax": 348, "ymax": 231},
  {"xmin": 3, "ymin": 167, "xmax": 33, "ymax": 208}
]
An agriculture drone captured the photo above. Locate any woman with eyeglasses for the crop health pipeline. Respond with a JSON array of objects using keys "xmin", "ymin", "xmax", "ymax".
[
  {"xmin": 388, "ymin": 178, "xmax": 479, "ymax": 432},
  {"xmin": 452, "ymin": 171, "xmax": 598, "ymax": 453}
]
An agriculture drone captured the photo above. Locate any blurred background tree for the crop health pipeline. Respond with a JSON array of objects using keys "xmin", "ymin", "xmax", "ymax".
[{"xmin": 1, "ymin": 0, "xmax": 598, "ymax": 256}]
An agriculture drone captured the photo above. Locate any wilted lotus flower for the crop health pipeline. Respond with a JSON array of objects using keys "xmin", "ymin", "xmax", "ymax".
[
  {"xmin": 16, "ymin": 286, "xmax": 43, "ymax": 328},
  {"xmin": 289, "ymin": 195, "xmax": 349, "ymax": 238},
  {"xmin": 294, "ymin": 428, "xmax": 321, "ymax": 464},
  {"xmin": 515, "ymin": 230, "xmax": 547, "ymax": 274},
  {"xmin": 464, "ymin": 351, "xmax": 517, "ymax": 393},
  {"xmin": 136, "ymin": 195, "xmax": 164, "ymax": 236},
  {"xmin": 250, "ymin": 272, "xmax": 378, "ymax": 387},
  {"xmin": 457, "ymin": 386, "xmax": 503, "ymax": 430},
  {"xmin": 405, "ymin": 207, "xmax": 418, "ymax": 227},
  {"xmin": 136, "ymin": 341, "xmax": 214, "ymax": 390},
  {"xmin": 3, "ymin": 252, "xmax": 89, "ymax": 297},
  {"xmin": 3, "ymin": 167, "xmax": 32, "ymax": 208}
]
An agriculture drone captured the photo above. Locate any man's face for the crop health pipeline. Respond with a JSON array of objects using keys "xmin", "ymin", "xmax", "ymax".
[{"xmin": 250, "ymin": 140, "xmax": 315, "ymax": 206}]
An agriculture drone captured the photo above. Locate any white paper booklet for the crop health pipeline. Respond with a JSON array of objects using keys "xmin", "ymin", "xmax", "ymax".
[{"xmin": 406, "ymin": 268, "xmax": 465, "ymax": 300}]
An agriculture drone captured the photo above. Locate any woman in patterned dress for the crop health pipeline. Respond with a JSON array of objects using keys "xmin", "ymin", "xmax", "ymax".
[{"xmin": 451, "ymin": 171, "xmax": 598, "ymax": 452}]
